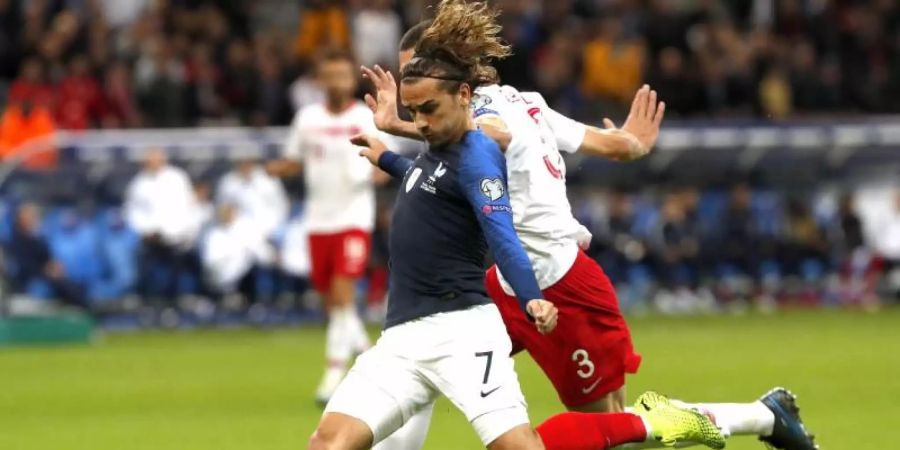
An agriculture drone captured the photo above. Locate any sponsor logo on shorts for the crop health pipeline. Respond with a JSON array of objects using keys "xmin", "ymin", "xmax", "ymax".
[
  {"xmin": 480, "ymin": 386, "xmax": 501, "ymax": 398},
  {"xmin": 581, "ymin": 377, "xmax": 603, "ymax": 394}
]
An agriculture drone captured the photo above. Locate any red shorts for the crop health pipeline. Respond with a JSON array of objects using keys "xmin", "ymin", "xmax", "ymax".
[
  {"xmin": 308, "ymin": 229, "xmax": 371, "ymax": 294},
  {"xmin": 485, "ymin": 250, "xmax": 641, "ymax": 408}
]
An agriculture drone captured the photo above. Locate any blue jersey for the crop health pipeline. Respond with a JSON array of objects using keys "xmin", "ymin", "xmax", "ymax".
[{"xmin": 377, "ymin": 130, "xmax": 543, "ymax": 329}]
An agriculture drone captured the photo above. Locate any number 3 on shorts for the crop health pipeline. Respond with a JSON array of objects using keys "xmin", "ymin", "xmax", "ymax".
[{"xmin": 572, "ymin": 349, "xmax": 595, "ymax": 379}]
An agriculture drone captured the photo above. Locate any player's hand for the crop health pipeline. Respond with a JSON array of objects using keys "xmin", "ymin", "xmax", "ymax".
[
  {"xmin": 604, "ymin": 84, "xmax": 666, "ymax": 160},
  {"xmin": 526, "ymin": 299, "xmax": 558, "ymax": 335},
  {"xmin": 351, "ymin": 134, "xmax": 388, "ymax": 166},
  {"xmin": 361, "ymin": 65, "xmax": 402, "ymax": 133}
]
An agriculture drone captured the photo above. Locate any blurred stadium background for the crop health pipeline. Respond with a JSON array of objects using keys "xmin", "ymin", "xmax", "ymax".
[{"xmin": 0, "ymin": 0, "xmax": 898, "ymax": 449}]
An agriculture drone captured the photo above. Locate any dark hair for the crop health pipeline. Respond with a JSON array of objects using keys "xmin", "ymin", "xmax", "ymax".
[
  {"xmin": 399, "ymin": 0, "xmax": 511, "ymax": 91},
  {"xmin": 400, "ymin": 21, "xmax": 430, "ymax": 52}
]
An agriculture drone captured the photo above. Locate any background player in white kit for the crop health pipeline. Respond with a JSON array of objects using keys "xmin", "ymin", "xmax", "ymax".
[{"xmin": 269, "ymin": 49, "xmax": 387, "ymax": 404}]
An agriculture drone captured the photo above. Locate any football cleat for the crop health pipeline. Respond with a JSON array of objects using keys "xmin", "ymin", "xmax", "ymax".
[
  {"xmin": 634, "ymin": 391, "xmax": 726, "ymax": 449},
  {"xmin": 759, "ymin": 387, "xmax": 818, "ymax": 450}
]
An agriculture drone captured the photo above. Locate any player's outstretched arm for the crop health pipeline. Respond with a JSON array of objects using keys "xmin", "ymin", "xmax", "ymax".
[
  {"xmin": 351, "ymin": 134, "xmax": 414, "ymax": 179},
  {"xmin": 361, "ymin": 65, "xmax": 423, "ymax": 140},
  {"xmin": 581, "ymin": 84, "xmax": 665, "ymax": 161},
  {"xmin": 458, "ymin": 139, "xmax": 557, "ymax": 335}
]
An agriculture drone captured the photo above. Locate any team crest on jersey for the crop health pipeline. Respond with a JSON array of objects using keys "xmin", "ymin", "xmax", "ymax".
[
  {"xmin": 420, "ymin": 162, "xmax": 446, "ymax": 194},
  {"xmin": 406, "ymin": 167, "xmax": 423, "ymax": 193},
  {"xmin": 480, "ymin": 178, "xmax": 505, "ymax": 201},
  {"xmin": 471, "ymin": 93, "xmax": 492, "ymax": 111}
]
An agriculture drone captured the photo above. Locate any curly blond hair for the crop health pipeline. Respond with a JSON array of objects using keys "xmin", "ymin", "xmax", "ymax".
[{"xmin": 401, "ymin": 0, "xmax": 511, "ymax": 88}]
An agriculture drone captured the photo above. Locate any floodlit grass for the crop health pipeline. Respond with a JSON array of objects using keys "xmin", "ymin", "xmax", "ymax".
[{"xmin": 1, "ymin": 308, "xmax": 896, "ymax": 449}]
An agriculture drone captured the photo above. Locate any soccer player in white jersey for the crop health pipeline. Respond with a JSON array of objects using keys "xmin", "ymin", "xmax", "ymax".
[
  {"xmin": 360, "ymin": 2, "xmax": 818, "ymax": 449},
  {"xmin": 269, "ymin": 49, "xmax": 385, "ymax": 405}
]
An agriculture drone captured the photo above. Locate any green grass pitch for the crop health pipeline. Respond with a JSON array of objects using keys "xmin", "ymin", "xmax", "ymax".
[{"xmin": 1, "ymin": 309, "xmax": 896, "ymax": 449}]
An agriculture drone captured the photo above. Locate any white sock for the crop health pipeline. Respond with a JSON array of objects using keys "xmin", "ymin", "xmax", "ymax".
[
  {"xmin": 325, "ymin": 308, "xmax": 351, "ymax": 368},
  {"xmin": 673, "ymin": 401, "xmax": 775, "ymax": 437},
  {"xmin": 373, "ymin": 403, "xmax": 434, "ymax": 450},
  {"xmin": 343, "ymin": 304, "xmax": 371, "ymax": 353}
]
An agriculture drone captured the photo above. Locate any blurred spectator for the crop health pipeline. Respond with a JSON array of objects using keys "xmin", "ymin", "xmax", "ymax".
[
  {"xmin": 101, "ymin": 60, "xmax": 141, "ymax": 128},
  {"xmin": 293, "ymin": 0, "xmax": 351, "ymax": 65},
  {"xmin": 718, "ymin": 184, "xmax": 765, "ymax": 302},
  {"xmin": 653, "ymin": 193, "xmax": 701, "ymax": 290},
  {"xmin": 759, "ymin": 66, "xmax": 793, "ymax": 119},
  {"xmin": 581, "ymin": 16, "xmax": 644, "ymax": 107},
  {"xmin": 351, "ymin": 0, "xmax": 401, "ymax": 69},
  {"xmin": 782, "ymin": 198, "xmax": 828, "ymax": 277},
  {"xmin": 0, "ymin": 100, "xmax": 57, "ymax": 170},
  {"xmin": 646, "ymin": 47, "xmax": 703, "ymax": 117},
  {"xmin": 252, "ymin": 50, "xmax": 291, "ymax": 126},
  {"xmin": 220, "ymin": 39, "xmax": 257, "ymax": 122},
  {"xmin": 201, "ymin": 203, "xmax": 276, "ymax": 302},
  {"xmin": 185, "ymin": 42, "xmax": 228, "ymax": 125},
  {"xmin": 832, "ymin": 193, "xmax": 879, "ymax": 307},
  {"xmin": 134, "ymin": 37, "xmax": 187, "ymax": 127},
  {"xmin": 7, "ymin": 58, "xmax": 55, "ymax": 108},
  {"xmin": 98, "ymin": 0, "xmax": 149, "ymax": 29},
  {"xmin": 56, "ymin": 54, "xmax": 105, "ymax": 129},
  {"xmin": 7, "ymin": 202, "xmax": 87, "ymax": 308},
  {"xmin": 124, "ymin": 148, "xmax": 196, "ymax": 304},
  {"xmin": 216, "ymin": 159, "xmax": 289, "ymax": 240}
]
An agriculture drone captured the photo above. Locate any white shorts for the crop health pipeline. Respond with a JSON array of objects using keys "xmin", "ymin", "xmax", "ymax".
[{"xmin": 324, "ymin": 304, "xmax": 530, "ymax": 446}]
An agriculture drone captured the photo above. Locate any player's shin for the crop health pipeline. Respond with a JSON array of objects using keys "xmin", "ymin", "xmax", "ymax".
[
  {"xmin": 319, "ymin": 308, "xmax": 352, "ymax": 402},
  {"xmin": 536, "ymin": 412, "xmax": 648, "ymax": 450}
]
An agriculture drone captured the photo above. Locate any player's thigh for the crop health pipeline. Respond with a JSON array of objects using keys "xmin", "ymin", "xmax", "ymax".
[
  {"xmin": 421, "ymin": 305, "xmax": 530, "ymax": 446},
  {"xmin": 532, "ymin": 308, "xmax": 634, "ymax": 409},
  {"xmin": 486, "ymin": 424, "xmax": 545, "ymax": 450},
  {"xmin": 324, "ymin": 342, "xmax": 434, "ymax": 445},
  {"xmin": 371, "ymin": 402, "xmax": 434, "ymax": 450},
  {"xmin": 566, "ymin": 386, "xmax": 627, "ymax": 413},
  {"xmin": 537, "ymin": 255, "xmax": 640, "ymax": 409},
  {"xmin": 309, "ymin": 412, "xmax": 374, "ymax": 450},
  {"xmin": 308, "ymin": 233, "xmax": 336, "ymax": 298},
  {"xmin": 329, "ymin": 276, "xmax": 357, "ymax": 307}
]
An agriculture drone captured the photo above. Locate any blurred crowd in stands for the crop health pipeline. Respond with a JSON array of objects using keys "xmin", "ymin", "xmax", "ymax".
[
  {"xmin": 2, "ymin": 150, "xmax": 898, "ymax": 324},
  {"xmin": 2, "ymin": 0, "xmax": 900, "ymax": 142}
]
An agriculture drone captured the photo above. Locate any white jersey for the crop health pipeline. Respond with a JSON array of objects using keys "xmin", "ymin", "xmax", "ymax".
[
  {"xmin": 284, "ymin": 101, "xmax": 377, "ymax": 234},
  {"xmin": 471, "ymin": 84, "xmax": 590, "ymax": 291}
]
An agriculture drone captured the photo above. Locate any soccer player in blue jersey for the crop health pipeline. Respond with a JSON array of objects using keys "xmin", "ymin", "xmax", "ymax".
[{"xmin": 307, "ymin": 35, "xmax": 559, "ymax": 450}]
